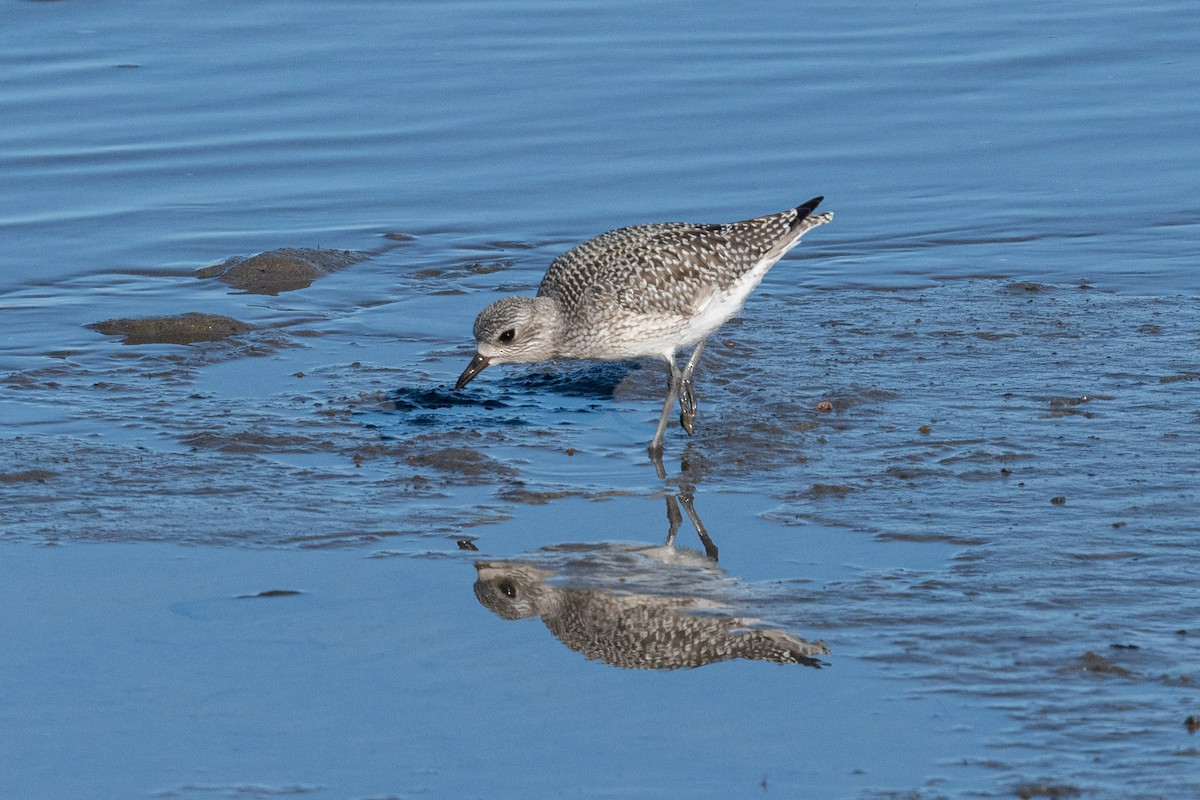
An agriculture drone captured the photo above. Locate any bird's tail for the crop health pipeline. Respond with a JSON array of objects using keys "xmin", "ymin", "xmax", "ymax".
[
  {"xmin": 789, "ymin": 195, "xmax": 834, "ymax": 237},
  {"xmin": 753, "ymin": 196, "xmax": 832, "ymax": 266}
]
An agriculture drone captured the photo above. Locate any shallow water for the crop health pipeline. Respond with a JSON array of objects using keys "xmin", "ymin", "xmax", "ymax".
[{"xmin": 3, "ymin": 1, "xmax": 1199, "ymax": 798}]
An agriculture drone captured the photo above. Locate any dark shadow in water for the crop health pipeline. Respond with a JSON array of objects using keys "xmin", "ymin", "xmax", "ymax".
[
  {"xmin": 385, "ymin": 384, "xmax": 529, "ymax": 430},
  {"xmin": 390, "ymin": 385, "xmax": 511, "ymax": 412},
  {"xmin": 472, "ymin": 493, "xmax": 829, "ymax": 670},
  {"xmin": 446, "ymin": 359, "xmax": 641, "ymax": 401},
  {"xmin": 388, "ymin": 361, "xmax": 639, "ymax": 429},
  {"xmin": 502, "ymin": 361, "xmax": 639, "ymax": 399}
]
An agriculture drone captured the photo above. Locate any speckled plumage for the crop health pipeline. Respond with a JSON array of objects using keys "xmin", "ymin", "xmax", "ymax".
[
  {"xmin": 474, "ymin": 560, "xmax": 829, "ymax": 670},
  {"xmin": 456, "ymin": 197, "xmax": 833, "ymax": 455}
]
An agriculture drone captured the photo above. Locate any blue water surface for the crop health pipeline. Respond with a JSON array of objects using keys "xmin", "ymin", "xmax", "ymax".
[
  {"xmin": 2, "ymin": 0, "xmax": 1197, "ymax": 293},
  {"xmin": 2, "ymin": 1, "xmax": 1199, "ymax": 799}
]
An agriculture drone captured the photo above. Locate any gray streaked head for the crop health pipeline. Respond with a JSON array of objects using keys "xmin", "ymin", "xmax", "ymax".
[
  {"xmin": 473, "ymin": 560, "xmax": 555, "ymax": 620},
  {"xmin": 456, "ymin": 296, "xmax": 561, "ymax": 389}
]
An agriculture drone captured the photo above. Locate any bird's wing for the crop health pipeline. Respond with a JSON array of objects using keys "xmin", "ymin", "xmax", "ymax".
[
  {"xmin": 539, "ymin": 223, "xmax": 735, "ymax": 316},
  {"xmin": 538, "ymin": 202, "xmax": 831, "ymax": 317}
]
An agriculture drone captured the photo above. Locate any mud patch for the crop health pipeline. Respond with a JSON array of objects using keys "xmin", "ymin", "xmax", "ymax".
[
  {"xmin": 1006, "ymin": 281, "xmax": 1051, "ymax": 292},
  {"xmin": 0, "ymin": 469, "xmax": 57, "ymax": 483},
  {"xmin": 180, "ymin": 430, "xmax": 329, "ymax": 454},
  {"xmin": 1064, "ymin": 651, "xmax": 1134, "ymax": 678},
  {"xmin": 1015, "ymin": 784, "xmax": 1082, "ymax": 800},
  {"xmin": 497, "ymin": 485, "xmax": 583, "ymax": 505},
  {"xmin": 196, "ymin": 247, "xmax": 369, "ymax": 294},
  {"xmin": 238, "ymin": 589, "xmax": 303, "ymax": 599},
  {"xmin": 798, "ymin": 483, "xmax": 855, "ymax": 499},
  {"xmin": 87, "ymin": 313, "xmax": 256, "ymax": 345},
  {"xmin": 405, "ymin": 446, "xmax": 518, "ymax": 481}
]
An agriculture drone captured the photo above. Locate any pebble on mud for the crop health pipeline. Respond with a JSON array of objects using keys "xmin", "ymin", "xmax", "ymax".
[
  {"xmin": 88, "ymin": 313, "xmax": 256, "ymax": 345},
  {"xmin": 196, "ymin": 247, "xmax": 369, "ymax": 294}
]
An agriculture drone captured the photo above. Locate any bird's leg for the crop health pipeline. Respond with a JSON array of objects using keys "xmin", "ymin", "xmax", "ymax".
[
  {"xmin": 679, "ymin": 490, "xmax": 718, "ymax": 561},
  {"xmin": 648, "ymin": 356, "xmax": 683, "ymax": 458},
  {"xmin": 649, "ymin": 450, "xmax": 667, "ymax": 479},
  {"xmin": 663, "ymin": 494, "xmax": 683, "ymax": 548},
  {"xmin": 677, "ymin": 338, "xmax": 707, "ymax": 435}
]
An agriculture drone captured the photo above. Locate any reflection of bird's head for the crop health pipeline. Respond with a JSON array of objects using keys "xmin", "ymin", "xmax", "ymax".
[{"xmin": 473, "ymin": 561, "xmax": 554, "ymax": 620}]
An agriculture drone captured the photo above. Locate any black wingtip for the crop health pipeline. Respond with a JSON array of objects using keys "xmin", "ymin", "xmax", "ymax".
[{"xmin": 796, "ymin": 196, "xmax": 824, "ymax": 218}]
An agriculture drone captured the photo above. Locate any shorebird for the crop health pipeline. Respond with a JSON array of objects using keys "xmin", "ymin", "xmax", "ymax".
[
  {"xmin": 472, "ymin": 492, "xmax": 828, "ymax": 669},
  {"xmin": 455, "ymin": 197, "xmax": 833, "ymax": 456},
  {"xmin": 474, "ymin": 557, "xmax": 829, "ymax": 669}
]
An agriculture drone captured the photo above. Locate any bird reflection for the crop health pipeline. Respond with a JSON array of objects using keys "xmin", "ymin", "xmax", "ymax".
[{"xmin": 473, "ymin": 493, "xmax": 829, "ymax": 670}]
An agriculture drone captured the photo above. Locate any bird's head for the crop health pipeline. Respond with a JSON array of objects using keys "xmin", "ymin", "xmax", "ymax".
[
  {"xmin": 473, "ymin": 560, "xmax": 554, "ymax": 620},
  {"xmin": 456, "ymin": 296, "xmax": 560, "ymax": 389}
]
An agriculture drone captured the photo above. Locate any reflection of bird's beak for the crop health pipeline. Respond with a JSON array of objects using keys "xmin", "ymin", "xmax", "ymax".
[{"xmin": 455, "ymin": 352, "xmax": 490, "ymax": 389}]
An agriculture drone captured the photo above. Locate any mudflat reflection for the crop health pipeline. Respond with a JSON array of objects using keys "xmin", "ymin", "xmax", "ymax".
[{"xmin": 473, "ymin": 494, "xmax": 829, "ymax": 670}]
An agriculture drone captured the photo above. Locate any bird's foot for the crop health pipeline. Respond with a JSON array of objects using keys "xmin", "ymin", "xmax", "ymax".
[
  {"xmin": 647, "ymin": 442, "xmax": 667, "ymax": 477},
  {"xmin": 678, "ymin": 379, "xmax": 698, "ymax": 435}
]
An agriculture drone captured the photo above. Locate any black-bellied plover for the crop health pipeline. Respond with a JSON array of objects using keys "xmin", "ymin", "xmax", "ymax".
[
  {"xmin": 456, "ymin": 197, "xmax": 833, "ymax": 456},
  {"xmin": 474, "ymin": 558, "xmax": 829, "ymax": 669},
  {"xmin": 472, "ymin": 493, "xmax": 829, "ymax": 669}
]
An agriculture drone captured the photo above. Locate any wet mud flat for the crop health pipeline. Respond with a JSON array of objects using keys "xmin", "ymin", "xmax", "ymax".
[{"xmin": 2, "ymin": 247, "xmax": 1199, "ymax": 798}]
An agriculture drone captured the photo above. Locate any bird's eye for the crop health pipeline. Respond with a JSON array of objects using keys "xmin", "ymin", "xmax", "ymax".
[
  {"xmin": 498, "ymin": 581, "xmax": 518, "ymax": 599},
  {"xmin": 497, "ymin": 328, "xmax": 516, "ymax": 344}
]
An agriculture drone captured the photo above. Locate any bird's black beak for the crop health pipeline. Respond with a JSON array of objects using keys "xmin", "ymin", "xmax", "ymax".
[{"xmin": 455, "ymin": 352, "xmax": 490, "ymax": 389}]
